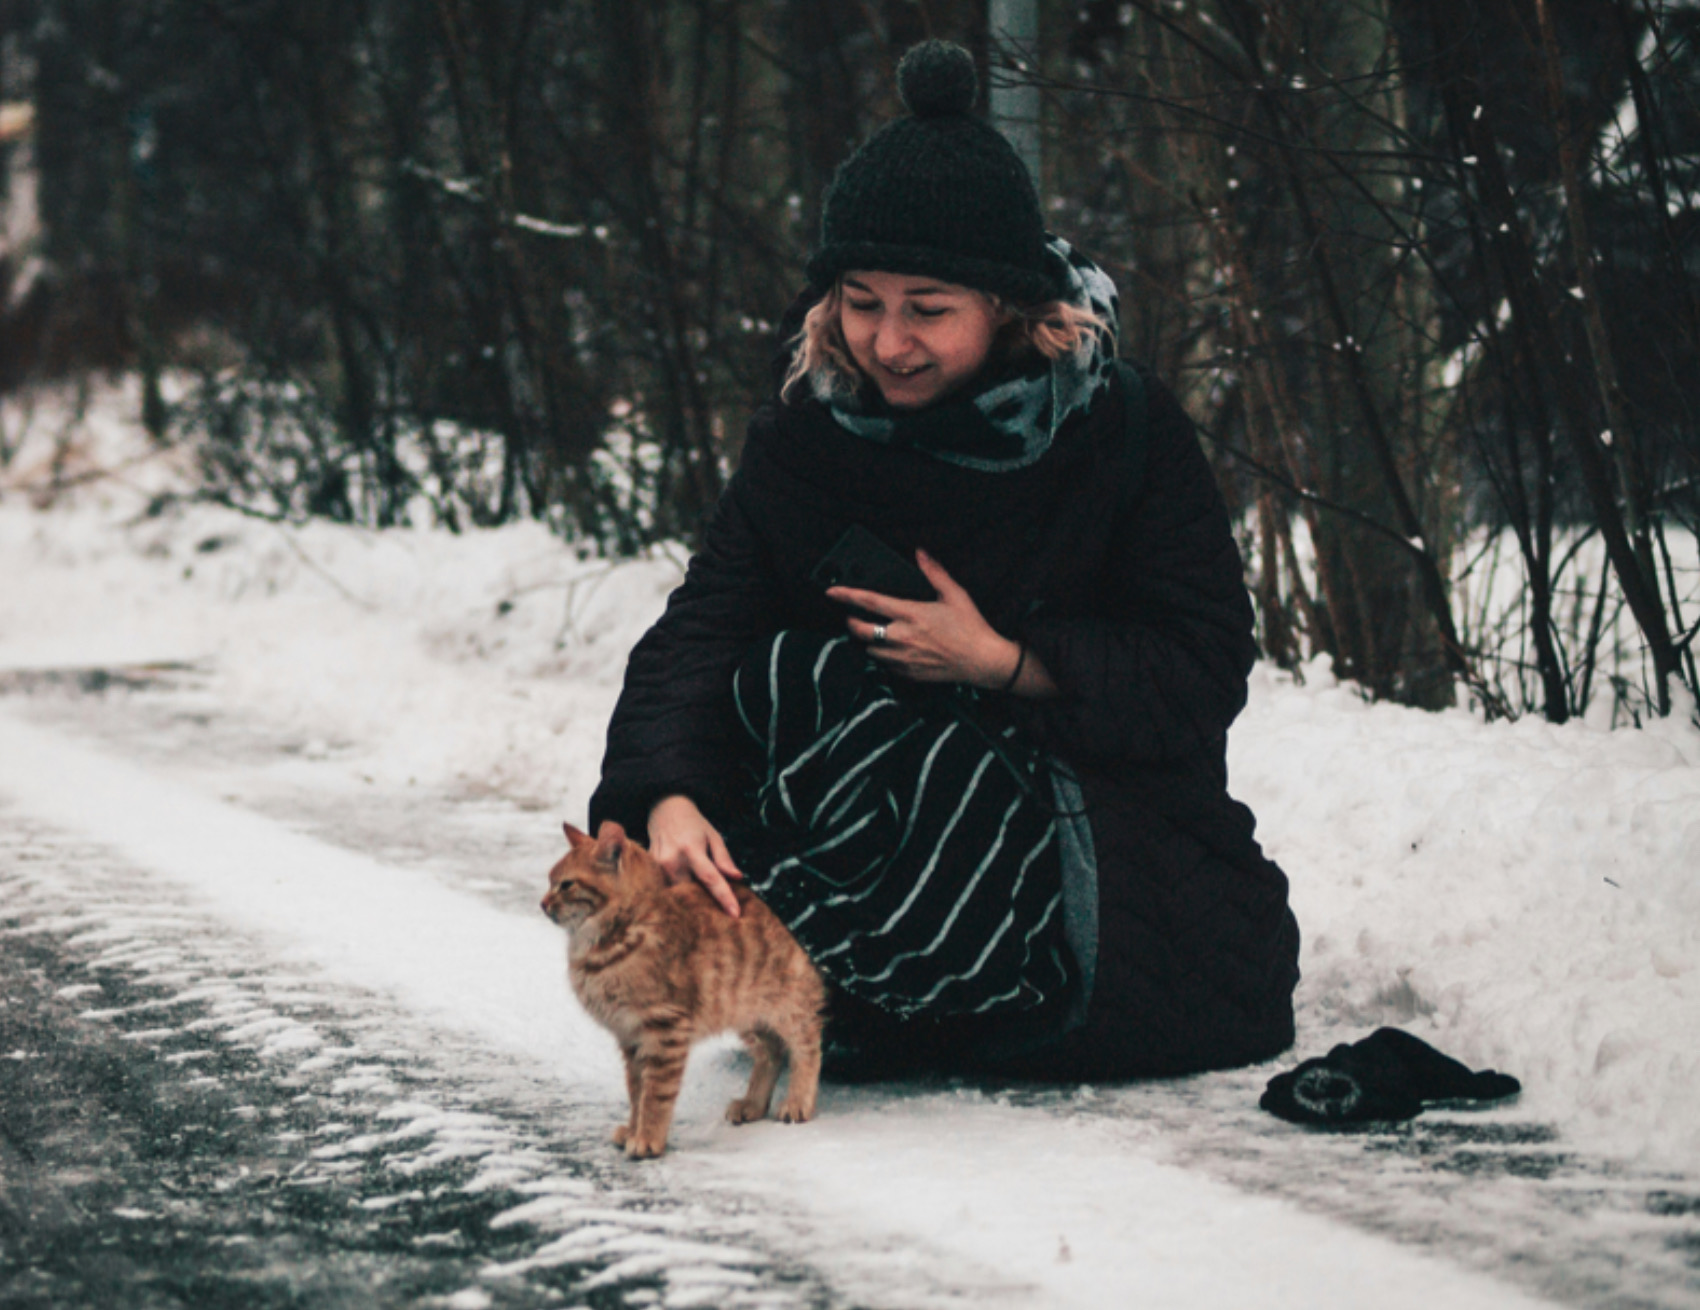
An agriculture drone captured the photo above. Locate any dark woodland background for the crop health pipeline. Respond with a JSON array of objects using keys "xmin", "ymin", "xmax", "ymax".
[{"xmin": 0, "ymin": 0, "xmax": 1696, "ymax": 722}]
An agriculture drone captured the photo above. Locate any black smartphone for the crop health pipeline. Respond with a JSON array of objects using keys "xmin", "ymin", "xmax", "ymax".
[{"xmin": 810, "ymin": 526, "xmax": 937, "ymax": 608}]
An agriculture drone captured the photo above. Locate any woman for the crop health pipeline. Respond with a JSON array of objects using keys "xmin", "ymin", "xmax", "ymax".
[{"xmin": 589, "ymin": 40, "xmax": 1299, "ymax": 1081}]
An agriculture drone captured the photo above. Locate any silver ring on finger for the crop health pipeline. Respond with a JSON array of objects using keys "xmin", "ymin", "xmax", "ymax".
[{"xmin": 872, "ymin": 623, "xmax": 888, "ymax": 645}]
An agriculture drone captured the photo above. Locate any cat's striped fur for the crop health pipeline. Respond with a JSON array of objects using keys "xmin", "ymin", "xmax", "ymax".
[{"xmin": 543, "ymin": 821, "xmax": 826, "ymax": 1159}]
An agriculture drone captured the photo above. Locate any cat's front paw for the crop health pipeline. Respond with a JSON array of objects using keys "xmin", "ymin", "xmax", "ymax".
[
  {"xmin": 725, "ymin": 1096, "xmax": 770, "ymax": 1126},
  {"xmin": 623, "ymin": 1133, "xmax": 667, "ymax": 1160},
  {"xmin": 611, "ymin": 1123, "xmax": 631, "ymax": 1148},
  {"xmin": 775, "ymin": 1094, "xmax": 816, "ymax": 1124}
]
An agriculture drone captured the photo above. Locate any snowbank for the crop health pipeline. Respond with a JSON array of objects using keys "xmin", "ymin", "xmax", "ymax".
[
  {"xmin": 1236, "ymin": 660, "xmax": 1700, "ymax": 1162},
  {"xmin": 4, "ymin": 378, "xmax": 1698, "ymax": 1170}
]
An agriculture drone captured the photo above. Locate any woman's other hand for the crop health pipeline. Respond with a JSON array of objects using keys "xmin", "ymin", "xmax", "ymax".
[
  {"xmin": 646, "ymin": 794, "xmax": 743, "ymax": 917},
  {"xmin": 828, "ymin": 550, "xmax": 1058, "ymax": 696}
]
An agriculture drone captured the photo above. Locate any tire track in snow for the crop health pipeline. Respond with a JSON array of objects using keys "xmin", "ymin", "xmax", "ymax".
[{"xmin": 0, "ymin": 808, "xmax": 832, "ymax": 1309}]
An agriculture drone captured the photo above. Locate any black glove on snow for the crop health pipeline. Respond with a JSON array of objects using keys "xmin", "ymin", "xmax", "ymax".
[{"xmin": 1260, "ymin": 1027, "xmax": 1520, "ymax": 1125}]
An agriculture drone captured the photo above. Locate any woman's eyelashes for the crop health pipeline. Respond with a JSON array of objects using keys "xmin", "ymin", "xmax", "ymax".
[{"xmin": 845, "ymin": 300, "xmax": 949, "ymax": 319}]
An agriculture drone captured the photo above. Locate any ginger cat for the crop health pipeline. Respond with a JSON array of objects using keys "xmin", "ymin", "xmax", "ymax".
[{"xmin": 543, "ymin": 820, "xmax": 826, "ymax": 1159}]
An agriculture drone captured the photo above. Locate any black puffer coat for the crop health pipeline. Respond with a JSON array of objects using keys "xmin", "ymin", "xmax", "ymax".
[{"xmin": 589, "ymin": 362, "xmax": 1300, "ymax": 1079}]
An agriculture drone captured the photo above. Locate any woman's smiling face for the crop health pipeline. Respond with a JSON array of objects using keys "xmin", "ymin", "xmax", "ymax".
[{"xmin": 838, "ymin": 271, "xmax": 1006, "ymax": 409}]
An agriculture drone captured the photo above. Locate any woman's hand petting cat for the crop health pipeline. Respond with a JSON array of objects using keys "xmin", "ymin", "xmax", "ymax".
[
  {"xmin": 647, "ymin": 794, "xmax": 743, "ymax": 918},
  {"xmin": 829, "ymin": 549, "xmax": 1058, "ymax": 696}
]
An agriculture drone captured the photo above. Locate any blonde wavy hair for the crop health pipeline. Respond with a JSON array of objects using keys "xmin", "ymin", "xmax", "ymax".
[{"xmin": 780, "ymin": 281, "xmax": 1110, "ymax": 404}]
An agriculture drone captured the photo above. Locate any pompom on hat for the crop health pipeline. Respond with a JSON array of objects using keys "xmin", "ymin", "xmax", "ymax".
[{"xmin": 805, "ymin": 40, "xmax": 1062, "ymax": 306}]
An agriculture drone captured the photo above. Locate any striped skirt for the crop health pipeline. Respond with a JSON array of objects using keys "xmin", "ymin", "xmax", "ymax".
[{"xmin": 728, "ymin": 630, "xmax": 1074, "ymax": 1022}]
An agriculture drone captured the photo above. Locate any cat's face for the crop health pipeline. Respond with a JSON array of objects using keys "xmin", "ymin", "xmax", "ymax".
[{"xmin": 542, "ymin": 821, "xmax": 632, "ymax": 930}]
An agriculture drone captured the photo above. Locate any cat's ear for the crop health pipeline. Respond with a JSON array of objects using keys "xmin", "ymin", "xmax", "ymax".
[
  {"xmin": 564, "ymin": 822, "xmax": 594, "ymax": 849},
  {"xmin": 593, "ymin": 821, "xmax": 627, "ymax": 873}
]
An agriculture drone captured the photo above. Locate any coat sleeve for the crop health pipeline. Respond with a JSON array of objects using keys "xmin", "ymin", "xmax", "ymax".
[
  {"xmin": 587, "ymin": 473, "xmax": 782, "ymax": 838},
  {"xmin": 1011, "ymin": 370, "xmax": 1258, "ymax": 769}
]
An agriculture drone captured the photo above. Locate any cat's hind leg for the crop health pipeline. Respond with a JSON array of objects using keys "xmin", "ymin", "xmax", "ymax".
[
  {"xmin": 773, "ymin": 1016, "xmax": 822, "ymax": 1125},
  {"xmin": 726, "ymin": 1028, "xmax": 785, "ymax": 1125}
]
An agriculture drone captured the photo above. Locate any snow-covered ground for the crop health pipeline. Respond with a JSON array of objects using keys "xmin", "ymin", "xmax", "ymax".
[{"xmin": 3, "ymin": 379, "xmax": 1699, "ymax": 1305}]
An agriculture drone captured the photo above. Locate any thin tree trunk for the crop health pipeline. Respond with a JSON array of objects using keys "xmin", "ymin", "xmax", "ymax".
[{"xmin": 1441, "ymin": 0, "xmax": 1678, "ymax": 713}]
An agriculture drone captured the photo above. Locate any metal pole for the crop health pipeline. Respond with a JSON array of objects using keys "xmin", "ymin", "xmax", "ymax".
[{"xmin": 987, "ymin": 0, "xmax": 1041, "ymax": 185}]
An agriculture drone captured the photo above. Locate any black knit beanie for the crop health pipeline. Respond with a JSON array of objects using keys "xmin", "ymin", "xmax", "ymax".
[{"xmin": 806, "ymin": 40, "xmax": 1061, "ymax": 305}]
